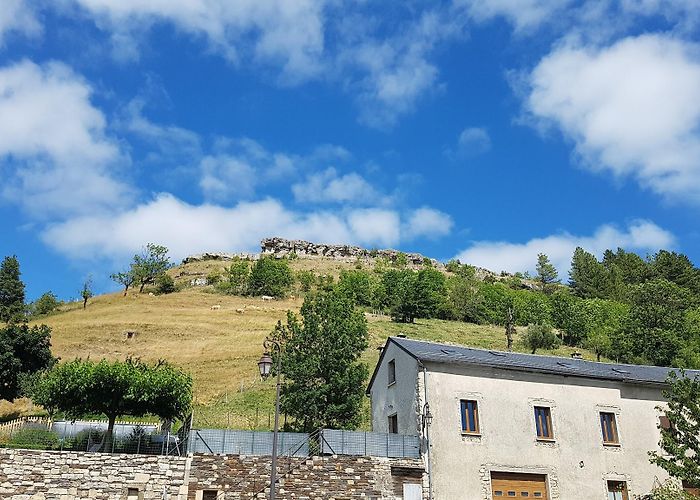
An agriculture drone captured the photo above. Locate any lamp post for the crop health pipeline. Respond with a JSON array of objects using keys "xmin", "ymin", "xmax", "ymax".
[{"xmin": 257, "ymin": 338, "xmax": 282, "ymax": 500}]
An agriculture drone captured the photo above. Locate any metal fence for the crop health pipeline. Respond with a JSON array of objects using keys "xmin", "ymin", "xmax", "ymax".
[{"xmin": 189, "ymin": 428, "xmax": 420, "ymax": 459}]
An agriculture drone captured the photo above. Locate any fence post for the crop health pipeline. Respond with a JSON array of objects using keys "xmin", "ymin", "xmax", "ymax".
[
  {"xmin": 364, "ymin": 431, "xmax": 367, "ymax": 457},
  {"xmin": 222, "ymin": 429, "xmax": 227, "ymax": 454}
]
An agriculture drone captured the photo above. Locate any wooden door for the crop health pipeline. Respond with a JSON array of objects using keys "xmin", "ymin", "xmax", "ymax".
[{"xmin": 491, "ymin": 472, "xmax": 549, "ymax": 499}]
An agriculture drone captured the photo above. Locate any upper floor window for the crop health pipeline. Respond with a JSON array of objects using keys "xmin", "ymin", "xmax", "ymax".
[
  {"xmin": 460, "ymin": 400, "xmax": 480, "ymax": 434},
  {"xmin": 600, "ymin": 412, "xmax": 619, "ymax": 445},
  {"xmin": 202, "ymin": 491, "xmax": 218, "ymax": 500},
  {"xmin": 388, "ymin": 359, "xmax": 396, "ymax": 385},
  {"xmin": 534, "ymin": 406, "xmax": 553, "ymax": 440}
]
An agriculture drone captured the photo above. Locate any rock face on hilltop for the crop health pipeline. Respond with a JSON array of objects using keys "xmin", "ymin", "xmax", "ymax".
[{"xmin": 259, "ymin": 237, "xmax": 444, "ymax": 269}]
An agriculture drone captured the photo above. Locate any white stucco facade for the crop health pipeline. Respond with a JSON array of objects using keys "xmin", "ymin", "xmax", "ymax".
[{"xmin": 368, "ymin": 338, "xmax": 678, "ymax": 500}]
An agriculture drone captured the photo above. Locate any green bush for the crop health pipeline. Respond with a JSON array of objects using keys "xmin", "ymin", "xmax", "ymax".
[
  {"xmin": 523, "ymin": 324, "xmax": 561, "ymax": 354},
  {"xmin": 247, "ymin": 257, "xmax": 293, "ymax": 297},
  {"xmin": 296, "ymin": 270, "xmax": 315, "ymax": 293},
  {"xmin": 3, "ymin": 428, "xmax": 59, "ymax": 450},
  {"xmin": 29, "ymin": 292, "xmax": 62, "ymax": 318},
  {"xmin": 155, "ymin": 274, "xmax": 177, "ymax": 295},
  {"xmin": 206, "ymin": 271, "xmax": 222, "ymax": 286}
]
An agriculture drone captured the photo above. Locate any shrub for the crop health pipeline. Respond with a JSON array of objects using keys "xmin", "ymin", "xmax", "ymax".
[
  {"xmin": 247, "ymin": 257, "xmax": 293, "ymax": 298},
  {"xmin": 29, "ymin": 292, "xmax": 61, "ymax": 318},
  {"xmin": 3, "ymin": 428, "xmax": 59, "ymax": 450},
  {"xmin": 155, "ymin": 274, "xmax": 177, "ymax": 295},
  {"xmin": 206, "ymin": 271, "xmax": 222, "ymax": 286},
  {"xmin": 523, "ymin": 324, "xmax": 561, "ymax": 354},
  {"xmin": 296, "ymin": 270, "xmax": 315, "ymax": 293}
]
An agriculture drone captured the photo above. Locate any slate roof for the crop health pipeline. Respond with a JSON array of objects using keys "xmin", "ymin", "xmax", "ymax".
[{"xmin": 367, "ymin": 336, "xmax": 700, "ymax": 393}]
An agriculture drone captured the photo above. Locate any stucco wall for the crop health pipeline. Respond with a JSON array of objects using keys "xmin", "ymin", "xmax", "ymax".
[
  {"xmin": 370, "ymin": 342, "xmax": 421, "ymax": 435},
  {"xmin": 422, "ymin": 362, "xmax": 670, "ymax": 500}
]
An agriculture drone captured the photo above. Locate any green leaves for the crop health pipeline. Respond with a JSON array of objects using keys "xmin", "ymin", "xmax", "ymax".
[
  {"xmin": 0, "ymin": 255, "xmax": 26, "ymax": 324},
  {"xmin": 276, "ymin": 290, "xmax": 368, "ymax": 432},
  {"xmin": 247, "ymin": 256, "xmax": 293, "ymax": 297},
  {"xmin": 0, "ymin": 323, "xmax": 56, "ymax": 400},
  {"xmin": 650, "ymin": 371, "xmax": 700, "ymax": 490},
  {"xmin": 32, "ymin": 358, "xmax": 192, "ymax": 424}
]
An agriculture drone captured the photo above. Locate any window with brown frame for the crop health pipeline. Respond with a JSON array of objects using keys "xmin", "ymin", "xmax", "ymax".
[
  {"xmin": 534, "ymin": 406, "xmax": 553, "ymax": 440},
  {"xmin": 600, "ymin": 412, "xmax": 619, "ymax": 445},
  {"xmin": 388, "ymin": 414, "xmax": 398, "ymax": 434},
  {"xmin": 202, "ymin": 490, "xmax": 218, "ymax": 500},
  {"xmin": 460, "ymin": 400, "xmax": 480, "ymax": 434},
  {"xmin": 388, "ymin": 359, "xmax": 396, "ymax": 385}
]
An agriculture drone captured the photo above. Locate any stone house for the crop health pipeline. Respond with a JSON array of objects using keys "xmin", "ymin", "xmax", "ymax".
[{"xmin": 367, "ymin": 336, "xmax": 700, "ymax": 500}]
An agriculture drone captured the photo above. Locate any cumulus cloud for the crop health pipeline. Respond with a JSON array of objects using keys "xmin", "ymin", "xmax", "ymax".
[
  {"xmin": 292, "ymin": 167, "xmax": 381, "ymax": 205},
  {"xmin": 0, "ymin": 60, "xmax": 131, "ymax": 218},
  {"xmin": 526, "ymin": 34, "xmax": 700, "ymax": 202},
  {"xmin": 67, "ymin": 0, "xmax": 326, "ymax": 81},
  {"xmin": 0, "ymin": 0, "xmax": 41, "ymax": 46},
  {"xmin": 42, "ymin": 194, "xmax": 447, "ymax": 261},
  {"xmin": 457, "ymin": 0, "xmax": 572, "ymax": 32},
  {"xmin": 455, "ymin": 220, "xmax": 675, "ymax": 275},
  {"xmin": 404, "ymin": 207, "xmax": 454, "ymax": 240},
  {"xmin": 446, "ymin": 127, "xmax": 492, "ymax": 159}
]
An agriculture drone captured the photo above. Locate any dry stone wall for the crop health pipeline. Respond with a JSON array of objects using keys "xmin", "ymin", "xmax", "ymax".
[{"xmin": 0, "ymin": 449, "xmax": 426, "ymax": 499}]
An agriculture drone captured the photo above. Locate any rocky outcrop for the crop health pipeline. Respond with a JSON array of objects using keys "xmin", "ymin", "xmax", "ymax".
[
  {"xmin": 182, "ymin": 252, "xmax": 258, "ymax": 264},
  {"xmin": 260, "ymin": 237, "xmax": 444, "ymax": 269}
]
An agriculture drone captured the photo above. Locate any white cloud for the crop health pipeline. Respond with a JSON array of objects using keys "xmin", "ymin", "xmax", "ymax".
[
  {"xmin": 0, "ymin": 60, "xmax": 131, "ymax": 218},
  {"xmin": 526, "ymin": 34, "xmax": 700, "ymax": 202},
  {"xmin": 455, "ymin": 220, "xmax": 675, "ymax": 275},
  {"xmin": 457, "ymin": 0, "xmax": 572, "ymax": 32},
  {"xmin": 42, "ymin": 194, "xmax": 447, "ymax": 261},
  {"xmin": 68, "ymin": 0, "xmax": 326, "ymax": 81},
  {"xmin": 0, "ymin": 0, "xmax": 41, "ymax": 46},
  {"xmin": 199, "ymin": 155, "xmax": 257, "ymax": 201},
  {"xmin": 404, "ymin": 207, "xmax": 454, "ymax": 240},
  {"xmin": 454, "ymin": 127, "xmax": 492, "ymax": 157},
  {"xmin": 292, "ymin": 167, "xmax": 381, "ymax": 205}
]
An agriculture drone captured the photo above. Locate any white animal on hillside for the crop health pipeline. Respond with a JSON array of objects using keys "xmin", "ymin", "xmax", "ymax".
[
  {"xmin": 261, "ymin": 295, "xmax": 274, "ymax": 301},
  {"xmin": 210, "ymin": 305, "xmax": 221, "ymax": 310},
  {"xmin": 235, "ymin": 308, "xmax": 245, "ymax": 314}
]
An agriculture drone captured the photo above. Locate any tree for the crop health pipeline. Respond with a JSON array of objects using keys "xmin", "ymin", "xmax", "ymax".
[
  {"xmin": 523, "ymin": 323, "xmax": 560, "ymax": 354},
  {"xmin": 247, "ymin": 257, "xmax": 293, "ymax": 297},
  {"xmin": 448, "ymin": 275, "xmax": 485, "ymax": 324},
  {"xmin": 0, "ymin": 323, "xmax": 56, "ymax": 400},
  {"xmin": 0, "ymin": 255, "xmax": 25, "ymax": 324},
  {"xmin": 586, "ymin": 330, "xmax": 612, "ymax": 362},
  {"xmin": 132, "ymin": 244, "xmax": 171, "ymax": 293},
  {"xmin": 389, "ymin": 270, "xmax": 419, "ymax": 323},
  {"xmin": 81, "ymin": 278, "xmax": 93, "ymax": 309},
  {"xmin": 110, "ymin": 270, "xmax": 136, "ymax": 297},
  {"xmin": 569, "ymin": 247, "xmax": 609, "ymax": 299},
  {"xmin": 274, "ymin": 290, "xmax": 368, "ymax": 432},
  {"xmin": 649, "ymin": 371, "xmax": 700, "ymax": 491},
  {"xmin": 414, "ymin": 268, "xmax": 448, "ymax": 319},
  {"xmin": 155, "ymin": 273, "xmax": 177, "ymax": 294},
  {"xmin": 296, "ymin": 270, "xmax": 315, "ymax": 293},
  {"xmin": 29, "ymin": 292, "xmax": 61, "ymax": 318},
  {"xmin": 337, "ymin": 270, "xmax": 373, "ymax": 306},
  {"xmin": 505, "ymin": 306, "xmax": 516, "ymax": 351},
  {"xmin": 32, "ymin": 358, "xmax": 192, "ymax": 451},
  {"xmin": 536, "ymin": 253, "xmax": 559, "ymax": 293}
]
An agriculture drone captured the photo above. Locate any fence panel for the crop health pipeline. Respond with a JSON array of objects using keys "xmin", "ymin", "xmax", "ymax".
[
  {"xmin": 190, "ymin": 429, "xmax": 309, "ymax": 457},
  {"xmin": 321, "ymin": 429, "xmax": 420, "ymax": 458}
]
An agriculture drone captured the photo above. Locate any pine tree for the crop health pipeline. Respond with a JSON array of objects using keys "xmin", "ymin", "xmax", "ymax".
[
  {"xmin": 535, "ymin": 253, "xmax": 559, "ymax": 293},
  {"xmin": 0, "ymin": 256, "xmax": 26, "ymax": 323}
]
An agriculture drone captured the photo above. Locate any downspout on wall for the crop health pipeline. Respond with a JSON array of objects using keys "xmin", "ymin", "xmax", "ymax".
[{"xmin": 421, "ymin": 363, "xmax": 433, "ymax": 500}]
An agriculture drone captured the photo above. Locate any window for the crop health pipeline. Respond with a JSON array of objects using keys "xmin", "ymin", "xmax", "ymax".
[
  {"xmin": 607, "ymin": 481, "xmax": 629, "ymax": 500},
  {"xmin": 659, "ymin": 415, "xmax": 671, "ymax": 430},
  {"xmin": 600, "ymin": 412, "xmax": 619, "ymax": 445},
  {"xmin": 388, "ymin": 359, "xmax": 396, "ymax": 385},
  {"xmin": 388, "ymin": 413, "xmax": 398, "ymax": 434},
  {"xmin": 202, "ymin": 491, "xmax": 218, "ymax": 500},
  {"xmin": 126, "ymin": 488, "xmax": 140, "ymax": 500},
  {"xmin": 534, "ymin": 406, "xmax": 553, "ymax": 440},
  {"xmin": 460, "ymin": 400, "xmax": 480, "ymax": 434}
]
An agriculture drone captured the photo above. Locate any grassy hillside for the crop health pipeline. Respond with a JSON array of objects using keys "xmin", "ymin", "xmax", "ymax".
[{"xmin": 28, "ymin": 258, "xmax": 599, "ymax": 429}]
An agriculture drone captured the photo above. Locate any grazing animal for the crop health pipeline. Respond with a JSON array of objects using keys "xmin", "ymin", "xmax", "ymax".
[
  {"xmin": 261, "ymin": 295, "xmax": 274, "ymax": 301},
  {"xmin": 210, "ymin": 305, "xmax": 221, "ymax": 310},
  {"xmin": 235, "ymin": 308, "xmax": 245, "ymax": 314},
  {"xmin": 289, "ymin": 295, "xmax": 296, "ymax": 300}
]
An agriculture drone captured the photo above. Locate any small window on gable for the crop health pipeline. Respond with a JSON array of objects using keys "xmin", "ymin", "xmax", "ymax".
[
  {"xmin": 388, "ymin": 413, "xmax": 398, "ymax": 434},
  {"xmin": 388, "ymin": 359, "xmax": 396, "ymax": 385},
  {"xmin": 601, "ymin": 412, "xmax": 620, "ymax": 445},
  {"xmin": 534, "ymin": 406, "xmax": 553, "ymax": 440},
  {"xmin": 202, "ymin": 491, "xmax": 218, "ymax": 500},
  {"xmin": 460, "ymin": 400, "xmax": 480, "ymax": 434},
  {"xmin": 659, "ymin": 415, "xmax": 671, "ymax": 430}
]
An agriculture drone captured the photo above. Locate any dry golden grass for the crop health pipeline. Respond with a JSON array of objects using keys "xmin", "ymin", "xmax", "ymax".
[{"xmin": 30, "ymin": 259, "xmax": 600, "ymax": 429}]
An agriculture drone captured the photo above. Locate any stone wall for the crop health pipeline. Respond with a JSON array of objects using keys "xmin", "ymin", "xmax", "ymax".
[{"xmin": 0, "ymin": 449, "xmax": 426, "ymax": 499}]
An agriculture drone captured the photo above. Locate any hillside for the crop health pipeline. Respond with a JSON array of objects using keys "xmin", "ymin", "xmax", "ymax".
[{"xmin": 28, "ymin": 256, "xmax": 600, "ymax": 430}]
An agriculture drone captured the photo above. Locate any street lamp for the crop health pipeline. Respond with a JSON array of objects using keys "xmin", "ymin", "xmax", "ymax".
[{"xmin": 257, "ymin": 339, "xmax": 282, "ymax": 500}]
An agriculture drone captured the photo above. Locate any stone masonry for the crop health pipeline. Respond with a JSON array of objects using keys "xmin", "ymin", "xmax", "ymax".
[{"xmin": 0, "ymin": 449, "xmax": 426, "ymax": 499}]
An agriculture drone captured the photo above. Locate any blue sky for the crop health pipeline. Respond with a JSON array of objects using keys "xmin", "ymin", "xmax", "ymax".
[{"xmin": 1, "ymin": 1, "xmax": 700, "ymax": 300}]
